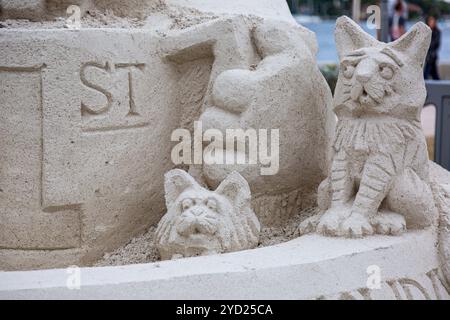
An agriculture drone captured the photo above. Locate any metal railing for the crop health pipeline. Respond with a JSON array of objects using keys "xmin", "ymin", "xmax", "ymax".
[{"xmin": 425, "ymin": 80, "xmax": 450, "ymax": 171}]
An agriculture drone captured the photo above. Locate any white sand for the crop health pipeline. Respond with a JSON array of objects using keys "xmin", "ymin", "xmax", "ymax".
[
  {"xmin": 0, "ymin": 4, "xmax": 218, "ymax": 30},
  {"xmin": 95, "ymin": 207, "xmax": 319, "ymax": 267}
]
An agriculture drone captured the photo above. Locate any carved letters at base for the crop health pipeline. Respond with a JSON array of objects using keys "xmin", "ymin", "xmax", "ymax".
[{"xmin": 320, "ymin": 269, "xmax": 450, "ymax": 300}]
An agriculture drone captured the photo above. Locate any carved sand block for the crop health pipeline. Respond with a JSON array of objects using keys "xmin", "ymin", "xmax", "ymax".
[
  {"xmin": 0, "ymin": 29, "xmax": 179, "ymax": 270},
  {"xmin": 0, "ymin": 0, "xmax": 299, "ymax": 271},
  {"xmin": 155, "ymin": 170, "xmax": 260, "ymax": 260},
  {"xmin": 163, "ymin": 17, "xmax": 335, "ymax": 226},
  {"xmin": 301, "ymin": 16, "xmax": 441, "ymax": 238}
]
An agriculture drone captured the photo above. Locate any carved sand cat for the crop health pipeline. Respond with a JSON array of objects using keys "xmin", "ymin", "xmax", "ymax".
[
  {"xmin": 155, "ymin": 169, "xmax": 260, "ymax": 260},
  {"xmin": 300, "ymin": 16, "xmax": 438, "ymax": 238}
]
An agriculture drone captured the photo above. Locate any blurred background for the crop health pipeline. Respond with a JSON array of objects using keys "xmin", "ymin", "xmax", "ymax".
[
  {"xmin": 286, "ymin": 0, "xmax": 450, "ymax": 166},
  {"xmin": 287, "ymin": 0, "xmax": 449, "ymax": 66}
]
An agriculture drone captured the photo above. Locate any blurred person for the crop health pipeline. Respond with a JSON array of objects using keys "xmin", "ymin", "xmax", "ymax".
[
  {"xmin": 424, "ymin": 16, "xmax": 441, "ymax": 80},
  {"xmin": 389, "ymin": 1, "xmax": 406, "ymax": 41},
  {"xmin": 388, "ymin": 0, "xmax": 408, "ymax": 19}
]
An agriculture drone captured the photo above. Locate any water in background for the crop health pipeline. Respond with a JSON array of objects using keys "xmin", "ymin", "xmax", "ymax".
[{"xmin": 299, "ymin": 19, "xmax": 450, "ymax": 63}]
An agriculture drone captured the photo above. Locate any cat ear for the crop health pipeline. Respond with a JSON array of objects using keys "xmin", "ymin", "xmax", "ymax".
[
  {"xmin": 164, "ymin": 169, "xmax": 200, "ymax": 209},
  {"xmin": 215, "ymin": 171, "xmax": 251, "ymax": 208},
  {"xmin": 389, "ymin": 22, "xmax": 431, "ymax": 67},
  {"xmin": 335, "ymin": 16, "xmax": 379, "ymax": 59}
]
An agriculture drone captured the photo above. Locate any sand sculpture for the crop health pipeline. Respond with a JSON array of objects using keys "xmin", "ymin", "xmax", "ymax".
[
  {"xmin": 1, "ymin": 1, "xmax": 450, "ymax": 301},
  {"xmin": 0, "ymin": 0, "xmax": 332, "ymax": 270},
  {"xmin": 300, "ymin": 17, "xmax": 439, "ymax": 238},
  {"xmin": 155, "ymin": 170, "xmax": 260, "ymax": 260}
]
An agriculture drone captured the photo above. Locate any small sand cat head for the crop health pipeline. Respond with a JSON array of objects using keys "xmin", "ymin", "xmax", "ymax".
[
  {"xmin": 334, "ymin": 16, "xmax": 431, "ymax": 120},
  {"xmin": 155, "ymin": 169, "xmax": 260, "ymax": 260}
]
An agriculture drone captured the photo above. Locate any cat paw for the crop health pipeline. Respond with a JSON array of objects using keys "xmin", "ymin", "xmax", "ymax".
[
  {"xmin": 299, "ymin": 214, "xmax": 323, "ymax": 235},
  {"xmin": 372, "ymin": 212, "xmax": 406, "ymax": 236},
  {"xmin": 340, "ymin": 212, "xmax": 374, "ymax": 238},
  {"xmin": 317, "ymin": 207, "xmax": 350, "ymax": 237}
]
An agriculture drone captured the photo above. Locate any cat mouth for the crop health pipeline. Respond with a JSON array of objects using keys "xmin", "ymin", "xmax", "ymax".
[
  {"xmin": 189, "ymin": 233, "xmax": 211, "ymax": 241},
  {"xmin": 359, "ymin": 89, "xmax": 376, "ymax": 106},
  {"xmin": 361, "ymin": 89, "xmax": 369, "ymax": 98},
  {"xmin": 351, "ymin": 83, "xmax": 379, "ymax": 107},
  {"xmin": 186, "ymin": 233, "xmax": 220, "ymax": 248}
]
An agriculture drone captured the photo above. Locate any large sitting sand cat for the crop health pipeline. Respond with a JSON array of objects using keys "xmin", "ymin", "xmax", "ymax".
[{"xmin": 300, "ymin": 16, "xmax": 438, "ymax": 238}]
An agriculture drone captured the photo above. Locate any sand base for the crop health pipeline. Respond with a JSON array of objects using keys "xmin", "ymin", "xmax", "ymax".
[{"xmin": 95, "ymin": 207, "xmax": 319, "ymax": 266}]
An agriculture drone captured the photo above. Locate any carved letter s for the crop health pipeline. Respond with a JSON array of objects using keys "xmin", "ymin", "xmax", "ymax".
[{"xmin": 80, "ymin": 62, "xmax": 113, "ymax": 116}]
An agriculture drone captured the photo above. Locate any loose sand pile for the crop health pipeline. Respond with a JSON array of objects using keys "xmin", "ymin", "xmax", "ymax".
[
  {"xmin": 95, "ymin": 207, "xmax": 319, "ymax": 267},
  {"xmin": 0, "ymin": 4, "xmax": 218, "ymax": 30}
]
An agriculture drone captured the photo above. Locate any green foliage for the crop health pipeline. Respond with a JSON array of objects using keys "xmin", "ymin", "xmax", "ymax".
[{"xmin": 319, "ymin": 63, "xmax": 339, "ymax": 93}]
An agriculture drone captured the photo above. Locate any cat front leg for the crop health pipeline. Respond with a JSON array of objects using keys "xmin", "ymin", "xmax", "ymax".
[
  {"xmin": 341, "ymin": 154, "xmax": 396, "ymax": 237},
  {"xmin": 317, "ymin": 150, "xmax": 354, "ymax": 236},
  {"xmin": 329, "ymin": 150, "xmax": 354, "ymax": 206}
]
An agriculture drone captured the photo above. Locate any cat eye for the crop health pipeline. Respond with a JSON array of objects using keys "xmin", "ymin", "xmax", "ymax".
[
  {"xmin": 343, "ymin": 65, "xmax": 355, "ymax": 79},
  {"xmin": 181, "ymin": 199, "xmax": 194, "ymax": 211},
  {"xmin": 205, "ymin": 199, "xmax": 217, "ymax": 211},
  {"xmin": 380, "ymin": 65, "xmax": 394, "ymax": 80}
]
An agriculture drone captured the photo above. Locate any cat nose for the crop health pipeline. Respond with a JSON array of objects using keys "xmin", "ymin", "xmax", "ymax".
[
  {"xmin": 356, "ymin": 72, "xmax": 372, "ymax": 83},
  {"xmin": 190, "ymin": 207, "xmax": 205, "ymax": 216},
  {"xmin": 355, "ymin": 60, "xmax": 377, "ymax": 83}
]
